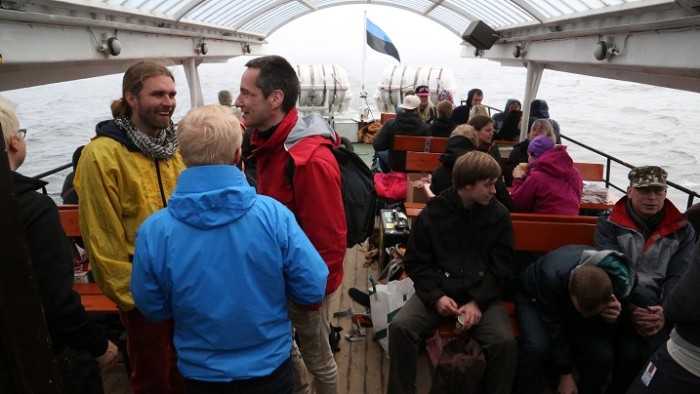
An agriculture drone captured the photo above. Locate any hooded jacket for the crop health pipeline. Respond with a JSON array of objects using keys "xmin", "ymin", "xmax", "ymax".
[
  {"xmin": 527, "ymin": 99, "xmax": 561, "ymax": 143},
  {"xmin": 511, "ymin": 148, "xmax": 583, "ymax": 215},
  {"xmin": 131, "ymin": 165, "xmax": 328, "ymax": 381},
  {"xmin": 595, "ymin": 197, "xmax": 695, "ymax": 305},
  {"xmin": 521, "ymin": 245, "xmax": 636, "ymax": 375},
  {"xmin": 251, "ymin": 109, "xmax": 346, "ymax": 295},
  {"xmin": 405, "ymin": 188, "xmax": 515, "ymax": 309},
  {"xmin": 12, "ymin": 172, "xmax": 108, "ymax": 357},
  {"xmin": 492, "ymin": 99, "xmax": 521, "ymax": 134},
  {"xmin": 451, "ymin": 88, "xmax": 480, "ymax": 125},
  {"xmin": 74, "ymin": 119, "xmax": 185, "ymax": 310},
  {"xmin": 430, "ymin": 136, "xmax": 514, "ymax": 211},
  {"xmin": 663, "ymin": 241, "xmax": 700, "ymax": 350},
  {"xmin": 372, "ymin": 110, "xmax": 430, "ymax": 172}
]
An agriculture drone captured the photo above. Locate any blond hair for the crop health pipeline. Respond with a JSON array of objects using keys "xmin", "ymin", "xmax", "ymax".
[
  {"xmin": 176, "ymin": 105, "xmax": 243, "ymax": 167},
  {"xmin": 0, "ymin": 96, "xmax": 20, "ymax": 149},
  {"xmin": 450, "ymin": 124, "xmax": 478, "ymax": 147},
  {"xmin": 468, "ymin": 104, "xmax": 489, "ymax": 121},
  {"xmin": 437, "ymin": 100, "xmax": 453, "ymax": 119},
  {"xmin": 530, "ymin": 119, "xmax": 556, "ymax": 142}
]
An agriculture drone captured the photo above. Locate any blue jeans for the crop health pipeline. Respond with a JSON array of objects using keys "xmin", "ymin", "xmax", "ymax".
[{"xmin": 184, "ymin": 358, "xmax": 293, "ymax": 394}]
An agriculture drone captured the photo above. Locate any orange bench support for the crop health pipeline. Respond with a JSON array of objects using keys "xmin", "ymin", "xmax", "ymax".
[{"xmin": 59, "ymin": 206, "xmax": 119, "ymax": 314}]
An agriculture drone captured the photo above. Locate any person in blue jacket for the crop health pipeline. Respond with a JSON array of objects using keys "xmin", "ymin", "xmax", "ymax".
[{"xmin": 131, "ymin": 104, "xmax": 328, "ymax": 394}]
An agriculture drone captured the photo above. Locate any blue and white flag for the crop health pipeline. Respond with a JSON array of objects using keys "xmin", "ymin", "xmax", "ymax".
[{"xmin": 366, "ymin": 18, "xmax": 401, "ymax": 62}]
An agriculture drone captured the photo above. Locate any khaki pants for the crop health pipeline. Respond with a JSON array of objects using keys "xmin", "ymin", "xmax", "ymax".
[{"xmin": 289, "ymin": 293, "xmax": 339, "ymax": 394}]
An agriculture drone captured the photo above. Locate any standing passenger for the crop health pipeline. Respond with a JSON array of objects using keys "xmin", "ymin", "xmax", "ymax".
[
  {"xmin": 131, "ymin": 105, "xmax": 328, "ymax": 394},
  {"xmin": 235, "ymin": 55, "xmax": 346, "ymax": 394},
  {"xmin": 74, "ymin": 61, "xmax": 186, "ymax": 393},
  {"xmin": 388, "ymin": 151, "xmax": 517, "ymax": 394}
]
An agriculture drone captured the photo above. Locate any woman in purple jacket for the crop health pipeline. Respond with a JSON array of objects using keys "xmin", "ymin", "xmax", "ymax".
[{"xmin": 510, "ymin": 135, "xmax": 583, "ymax": 215}]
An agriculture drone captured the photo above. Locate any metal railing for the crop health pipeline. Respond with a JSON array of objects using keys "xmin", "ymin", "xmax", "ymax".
[{"xmin": 561, "ymin": 134, "xmax": 699, "ymax": 208}]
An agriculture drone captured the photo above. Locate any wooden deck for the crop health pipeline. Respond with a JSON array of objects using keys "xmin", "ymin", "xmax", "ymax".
[{"xmin": 327, "ymin": 242, "xmax": 433, "ymax": 394}]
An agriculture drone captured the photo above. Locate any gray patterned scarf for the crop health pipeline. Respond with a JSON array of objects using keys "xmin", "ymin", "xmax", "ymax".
[{"xmin": 115, "ymin": 117, "xmax": 178, "ymax": 161}]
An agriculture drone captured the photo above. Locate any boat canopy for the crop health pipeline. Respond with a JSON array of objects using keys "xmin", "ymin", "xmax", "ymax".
[{"xmin": 1, "ymin": 0, "xmax": 699, "ymax": 105}]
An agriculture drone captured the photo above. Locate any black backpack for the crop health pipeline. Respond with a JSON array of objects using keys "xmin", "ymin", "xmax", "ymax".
[{"xmin": 287, "ymin": 145, "xmax": 377, "ymax": 248}]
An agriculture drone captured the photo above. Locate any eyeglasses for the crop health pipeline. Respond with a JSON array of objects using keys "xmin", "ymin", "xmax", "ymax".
[
  {"xmin": 634, "ymin": 187, "xmax": 667, "ymax": 196},
  {"xmin": 17, "ymin": 129, "xmax": 26, "ymax": 139}
]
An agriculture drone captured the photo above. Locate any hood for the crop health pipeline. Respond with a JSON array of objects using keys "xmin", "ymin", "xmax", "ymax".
[
  {"xmin": 529, "ymin": 148, "xmax": 576, "ymax": 181},
  {"xmin": 465, "ymin": 88, "xmax": 480, "ymax": 109},
  {"xmin": 574, "ymin": 249, "xmax": 635, "ymax": 298},
  {"xmin": 95, "ymin": 119, "xmax": 139, "ymax": 151},
  {"xmin": 167, "ymin": 165, "xmax": 257, "ymax": 230},
  {"xmin": 529, "ymin": 99, "xmax": 550, "ymax": 119},
  {"xmin": 285, "ymin": 112, "xmax": 337, "ymax": 150},
  {"xmin": 11, "ymin": 171, "xmax": 48, "ymax": 196},
  {"xmin": 503, "ymin": 98, "xmax": 521, "ymax": 113},
  {"xmin": 439, "ymin": 136, "xmax": 476, "ymax": 167}
]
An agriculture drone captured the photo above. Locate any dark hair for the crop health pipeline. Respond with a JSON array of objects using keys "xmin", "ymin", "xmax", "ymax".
[
  {"xmin": 111, "ymin": 62, "xmax": 174, "ymax": 118},
  {"xmin": 244, "ymin": 55, "xmax": 300, "ymax": 113},
  {"xmin": 467, "ymin": 115, "xmax": 494, "ymax": 131}
]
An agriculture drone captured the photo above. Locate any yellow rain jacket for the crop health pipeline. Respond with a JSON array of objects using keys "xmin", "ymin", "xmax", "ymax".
[{"xmin": 75, "ymin": 120, "xmax": 185, "ymax": 310}]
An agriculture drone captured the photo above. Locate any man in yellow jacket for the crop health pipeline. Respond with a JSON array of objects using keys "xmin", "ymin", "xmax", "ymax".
[{"xmin": 75, "ymin": 62, "xmax": 186, "ymax": 393}]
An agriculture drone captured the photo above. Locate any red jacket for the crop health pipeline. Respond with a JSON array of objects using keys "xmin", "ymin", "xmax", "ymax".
[{"xmin": 252, "ymin": 108, "xmax": 347, "ymax": 295}]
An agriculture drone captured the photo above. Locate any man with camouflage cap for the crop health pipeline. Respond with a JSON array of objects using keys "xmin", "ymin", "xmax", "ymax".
[{"xmin": 595, "ymin": 165, "xmax": 695, "ymax": 393}]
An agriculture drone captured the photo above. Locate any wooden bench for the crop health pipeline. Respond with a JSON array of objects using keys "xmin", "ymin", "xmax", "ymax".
[
  {"xmin": 58, "ymin": 205, "xmax": 119, "ymax": 314},
  {"xmin": 393, "ymin": 135, "xmax": 448, "ymax": 153},
  {"xmin": 574, "ymin": 162, "xmax": 605, "ymax": 182},
  {"xmin": 405, "ymin": 151, "xmax": 442, "ymax": 173}
]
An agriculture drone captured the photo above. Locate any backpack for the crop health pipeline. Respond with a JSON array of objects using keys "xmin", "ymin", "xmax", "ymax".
[
  {"xmin": 287, "ymin": 145, "xmax": 377, "ymax": 247},
  {"xmin": 429, "ymin": 337, "xmax": 486, "ymax": 394}
]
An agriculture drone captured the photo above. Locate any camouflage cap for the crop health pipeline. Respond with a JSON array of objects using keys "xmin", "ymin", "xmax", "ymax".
[{"xmin": 628, "ymin": 166, "xmax": 668, "ymax": 188}]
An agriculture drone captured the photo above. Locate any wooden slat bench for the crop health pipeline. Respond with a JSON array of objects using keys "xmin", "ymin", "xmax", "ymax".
[
  {"xmin": 59, "ymin": 205, "xmax": 119, "ymax": 314},
  {"xmin": 405, "ymin": 151, "xmax": 442, "ymax": 173},
  {"xmin": 393, "ymin": 135, "xmax": 448, "ymax": 153}
]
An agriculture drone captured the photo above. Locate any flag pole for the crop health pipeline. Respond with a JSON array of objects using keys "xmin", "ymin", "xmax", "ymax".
[{"xmin": 361, "ymin": 10, "xmax": 367, "ymax": 100}]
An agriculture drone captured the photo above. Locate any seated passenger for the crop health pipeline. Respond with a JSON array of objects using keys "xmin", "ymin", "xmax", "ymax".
[
  {"xmin": 469, "ymin": 115, "xmax": 501, "ymax": 163},
  {"xmin": 430, "ymin": 125, "xmax": 514, "ymax": 211},
  {"xmin": 388, "ymin": 151, "xmax": 517, "ymax": 394},
  {"xmin": 451, "ymin": 88, "xmax": 483, "ymax": 126},
  {"xmin": 504, "ymin": 119, "xmax": 557, "ymax": 187},
  {"xmin": 515, "ymin": 245, "xmax": 636, "ymax": 394},
  {"xmin": 511, "ymin": 135, "xmax": 583, "ymax": 215},
  {"xmin": 528, "ymin": 99, "xmax": 561, "ymax": 143},
  {"xmin": 372, "ymin": 95, "xmax": 430, "ymax": 172},
  {"xmin": 627, "ymin": 240, "xmax": 700, "ymax": 393},
  {"xmin": 131, "ymin": 105, "xmax": 328, "ymax": 393},
  {"xmin": 1, "ymin": 96, "xmax": 118, "ymax": 392},
  {"xmin": 429, "ymin": 100, "xmax": 455, "ymax": 137},
  {"xmin": 492, "ymin": 99, "xmax": 521, "ymax": 134},
  {"xmin": 416, "ymin": 85, "xmax": 436, "ymax": 124}
]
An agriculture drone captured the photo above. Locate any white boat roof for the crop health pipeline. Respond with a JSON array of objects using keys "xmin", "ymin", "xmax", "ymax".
[{"xmin": 1, "ymin": 0, "xmax": 699, "ymax": 94}]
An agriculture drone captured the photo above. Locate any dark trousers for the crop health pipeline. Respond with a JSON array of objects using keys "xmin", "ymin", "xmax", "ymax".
[
  {"xmin": 514, "ymin": 291, "xmax": 615, "ymax": 394},
  {"xmin": 388, "ymin": 295, "xmax": 517, "ymax": 394},
  {"xmin": 184, "ymin": 358, "xmax": 293, "ymax": 394},
  {"xmin": 627, "ymin": 342, "xmax": 700, "ymax": 393}
]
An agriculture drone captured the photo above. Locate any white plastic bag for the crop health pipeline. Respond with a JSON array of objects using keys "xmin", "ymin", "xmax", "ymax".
[{"xmin": 370, "ymin": 277, "xmax": 415, "ymax": 354}]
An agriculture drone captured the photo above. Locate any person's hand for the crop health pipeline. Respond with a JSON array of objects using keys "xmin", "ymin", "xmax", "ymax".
[
  {"xmin": 512, "ymin": 165, "xmax": 526, "ymax": 179},
  {"xmin": 557, "ymin": 373, "xmax": 578, "ymax": 394},
  {"xmin": 456, "ymin": 300, "xmax": 482, "ymax": 330},
  {"xmin": 631, "ymin": 306, "xmax": 665, "ymax": 336},
  {"xmin": 96, "ymin": 340, "xmax": 119, "ymax": 374},
  {"xmin": 435, "ymin": 296, "xmax": 459, "ymax": 317},
  {"xmin": 600, "ymin": 294, "xmax": 621, "ymax": 323}
]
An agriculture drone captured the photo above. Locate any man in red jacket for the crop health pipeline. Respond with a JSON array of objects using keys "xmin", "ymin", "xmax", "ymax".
[{"xmin": 235, "ymin": 55, "xmax": 346, "ymax": 394}]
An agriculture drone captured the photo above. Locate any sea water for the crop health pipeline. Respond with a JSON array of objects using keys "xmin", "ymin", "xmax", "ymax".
[{"xmin": 4, "ymin": 57, "xmax": 699, "ymax": 209}]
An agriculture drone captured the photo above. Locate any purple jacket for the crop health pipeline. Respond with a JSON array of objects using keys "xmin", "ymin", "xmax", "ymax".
[{"xmin": 511, "ymin": 148, "xmax": 583, "ymax": 215}]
